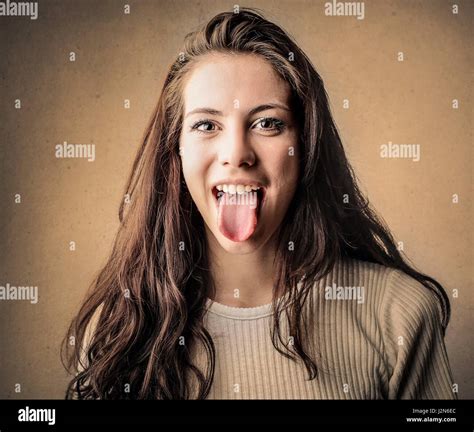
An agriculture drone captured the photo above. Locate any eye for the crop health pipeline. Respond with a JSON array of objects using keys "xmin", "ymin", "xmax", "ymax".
[
  {"xmin": 190, "ymin": 120, "xmax": 219, "ymax": 134},
  {"xmin": 252, "ymin": 117, "xmax": 286, "ymax": 134}
]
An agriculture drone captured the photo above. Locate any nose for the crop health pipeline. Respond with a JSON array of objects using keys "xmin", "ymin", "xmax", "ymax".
[{"xmin": 217, "ymin": 122, "xmax": 256, "ymax": 167}]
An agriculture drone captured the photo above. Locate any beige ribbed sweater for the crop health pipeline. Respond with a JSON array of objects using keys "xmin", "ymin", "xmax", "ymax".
[
  {"xmin": 79, "ymin": 258, "xmax": 456, "ymax": 399},
  {"xmin": 195, "ymin": 259, "xmax": 456, "ymax": 399}
]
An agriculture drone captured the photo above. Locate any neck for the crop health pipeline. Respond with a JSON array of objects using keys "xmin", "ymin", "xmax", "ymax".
[{"xmin": 206, "ymin": 229, "xmax": 277, "ymax": 308}]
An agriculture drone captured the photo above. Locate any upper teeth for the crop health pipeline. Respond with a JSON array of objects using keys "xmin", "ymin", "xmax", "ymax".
[{"xmin": 216, "ymin": 184, "xmax": 261, "ymax": 194}]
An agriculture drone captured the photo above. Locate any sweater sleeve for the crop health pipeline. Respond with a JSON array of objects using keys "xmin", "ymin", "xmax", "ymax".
[{"xmin": 380, "ymin": 269, "xmax": 457, "ymax": 399}]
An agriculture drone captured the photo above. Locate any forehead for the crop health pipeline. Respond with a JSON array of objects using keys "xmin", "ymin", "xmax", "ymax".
[{"xmin": 182, "ymin": 53, "xmax": 291, "ymax": 112}]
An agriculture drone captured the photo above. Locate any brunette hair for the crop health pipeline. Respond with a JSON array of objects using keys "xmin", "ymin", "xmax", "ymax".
[{"xmin": 62, "ymin": 8, "xmax": 450, "ymax": 399}]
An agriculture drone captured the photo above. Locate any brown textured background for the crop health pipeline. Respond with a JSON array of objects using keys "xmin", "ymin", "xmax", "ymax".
[{"xmin": 0, "ymin": 0, "xmax": 472, "ymax": 398}]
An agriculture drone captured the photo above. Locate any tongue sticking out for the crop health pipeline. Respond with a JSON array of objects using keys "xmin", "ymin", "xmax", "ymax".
[{"xmin": 217, "ymin": 192, "xmax": 259, "ymax": 242}]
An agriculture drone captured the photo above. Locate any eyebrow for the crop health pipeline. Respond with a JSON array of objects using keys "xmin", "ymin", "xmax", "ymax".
[{"xmin": 184, "ymin": 103, "xmax": 291, "ymax": 119}]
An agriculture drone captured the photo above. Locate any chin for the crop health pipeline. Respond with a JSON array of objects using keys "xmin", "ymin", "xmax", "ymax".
[{"xmin": 217, "ymin": 235, "xmax": 262, "ymax": 254}]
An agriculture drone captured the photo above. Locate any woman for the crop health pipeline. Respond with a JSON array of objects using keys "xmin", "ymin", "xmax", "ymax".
[{"xmin": 63, "ymin": 8, "xmax": 456, "ymax": 400}]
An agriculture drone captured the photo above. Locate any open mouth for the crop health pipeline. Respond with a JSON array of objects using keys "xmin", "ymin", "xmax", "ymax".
[
  {"xmin": 210, "ymin": 185, "xmax": 267, "ymax": 242},
  {"xmin": 211, "ymin": 186, "xmax": 266, "ymax": 215}
]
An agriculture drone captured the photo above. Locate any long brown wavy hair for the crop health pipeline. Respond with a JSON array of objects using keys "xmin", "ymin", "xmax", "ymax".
[{"xmin": 62, "ymin": 8, "xmax": 451, "ymax": 399}]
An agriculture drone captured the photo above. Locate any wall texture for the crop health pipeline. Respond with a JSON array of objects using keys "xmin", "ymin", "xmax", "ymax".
[{"xmin": 0, "ymin": 0, "xmax": 472, "ymax": 398}]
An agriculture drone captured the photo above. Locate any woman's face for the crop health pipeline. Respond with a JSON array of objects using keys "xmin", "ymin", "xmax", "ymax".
[{"xmin": 180, "ymin": 53, "xmax": 299, "ymax": 254}]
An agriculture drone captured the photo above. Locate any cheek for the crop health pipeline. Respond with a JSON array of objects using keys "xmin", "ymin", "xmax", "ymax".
[
  {"xmin": 263, "ymin": 142, "xmax": 299, "ymax": 192},
  {"xmin": 181, "ymin": 151, "xmax": 199, "ymax": 181},
  {"xmin": 180, "ymin": 135, "xmax": 199, "ymax": 177},
  {"xmin": 180, "ymin": 140, "xmax": 212, "ymax": 199}
]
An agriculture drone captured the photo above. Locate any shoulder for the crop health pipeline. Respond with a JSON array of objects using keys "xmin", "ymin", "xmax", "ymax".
[
  {"xmin": 316, "ymin": 258, "xmax": 393, "ymax": 310},
  {"xmin": 322, "ymin": 258, "xmax": 442, "ymax": 316},
  {"xmin": 339, "ymin": 260, "xmax": 448, "ymax": 371},
  {"xmin": 321, "ymin": 258, "xmax": 394, "ymax": 289},
  {"xmin": 314, "ymin": 258, "xmax": 444, "ymax": 332},
  {"xmin": 378, "ymin": 268, "xmax": 444, "ymax": 339}
]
